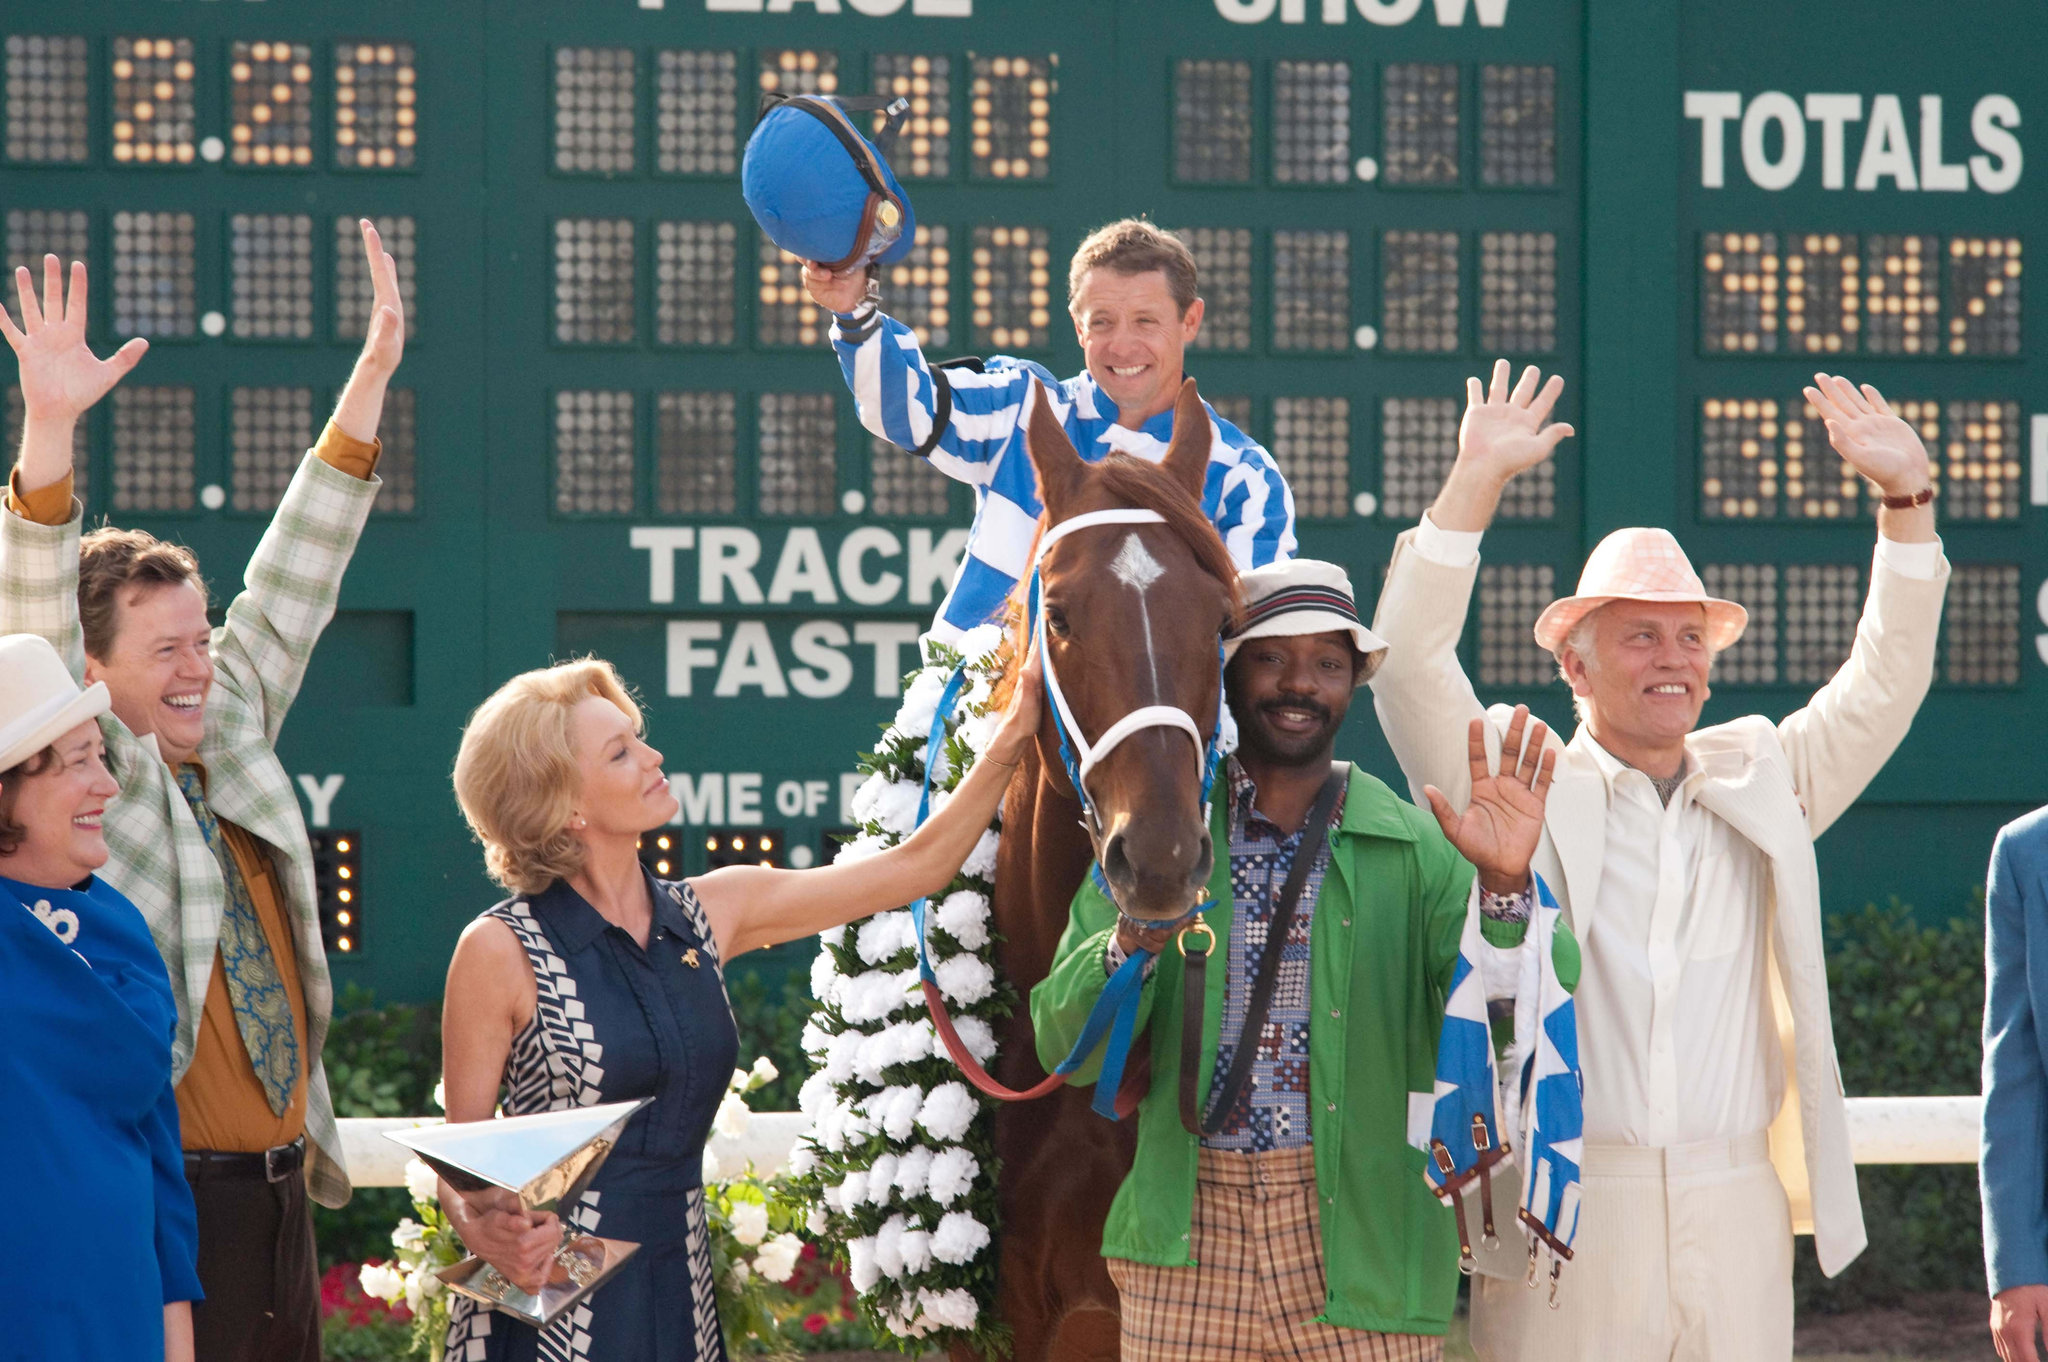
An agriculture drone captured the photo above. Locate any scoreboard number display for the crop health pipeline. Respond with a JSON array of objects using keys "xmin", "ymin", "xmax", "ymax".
[{"xmin": 0, "ymin": 0, "xmax": 2032, "ymax": 996}]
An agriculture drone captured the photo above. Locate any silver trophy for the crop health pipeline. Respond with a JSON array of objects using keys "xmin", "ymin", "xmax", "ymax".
[{"xmin": 385, "ymin": 1098, "xmax": 652, "ymax": 1328}]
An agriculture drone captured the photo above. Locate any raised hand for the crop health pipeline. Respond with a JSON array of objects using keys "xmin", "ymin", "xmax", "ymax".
[
  {"xmin": 354, "ymin": 219, "xmax": 405, "ymax": 377},
  {"xmin": 1803, "ymin": 373, "xmax": 1932, "ymax": 500},
  {"xmin": 1, "ymin": 256, "xmax": 147, "ymax": 426},
  {"xmin": 802, "ymin": 261, "xmax": 871, "ymax": 315},
  {"xmin": 1457, "ymin": 359, "xmax": 1575, "ymax": 487},
  {"xmin": 1424, "ymin": 706, "xmax": 1556, "ymax": 895}
]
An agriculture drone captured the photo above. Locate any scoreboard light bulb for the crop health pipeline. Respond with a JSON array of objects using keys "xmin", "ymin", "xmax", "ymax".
[
  {"xmin": 656, "ymin": 860, "xmax": 672, "ymax": 875},
  {"xmin": 656, "ymin": 835, "xmax": 672, "ymax": 851},
  {"xmin": 338, "ymin": 889, "xmax": 352, "ymax": 903},
  {"xmin": 730, "ymin": 837, "xmax": 743, "ymax": 851},
  {"xmin": 761, "ymin": 836, "xmax": 774, "ymax": 851},
  {"xmin": 337, "ymin": 937, "xmax": 354, "ymax": 952},
  {"xmin": 338, "ymin": 866, "xmax": 352, "ymax": 879},
  {"xmin": 337, "ymin": 910, "xmax": 352, "ymax": 926},
  {"xmin": 706, "ymin": 836, "xmax": 718, "ymax": 851},
  {"xmin": 336, "ymin": 839, "xmax": 350, "ymax": 852}
]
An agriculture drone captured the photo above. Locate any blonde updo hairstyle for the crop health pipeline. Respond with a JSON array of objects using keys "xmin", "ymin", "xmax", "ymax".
[{"xmin": 453, "ymin": 657, "xmax": 644, "ymax": 895}]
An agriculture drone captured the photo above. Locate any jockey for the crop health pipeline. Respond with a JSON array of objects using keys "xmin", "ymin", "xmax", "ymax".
[
  {"xmin": 803, "ymin": 219, "xmax": 1297, "ymax": 644},
  {"xmin": 1030, "ymin": 560, "xmax": 1579, "ymax": 1360}
]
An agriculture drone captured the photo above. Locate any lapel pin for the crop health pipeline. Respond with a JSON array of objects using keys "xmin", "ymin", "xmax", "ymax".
[{"xmin": 682, "ymin": 948, "xmax": 700, "ymax": 969}]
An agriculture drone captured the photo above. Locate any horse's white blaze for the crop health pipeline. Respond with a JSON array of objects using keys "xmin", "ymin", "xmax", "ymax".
[
  {"xmin": 1110, "ymin": 532, "xmax": 1167, "ymax": 701},
  {"xmin": 1108, "ymin": 533, "xmax": 1166, "ymax": 592}
]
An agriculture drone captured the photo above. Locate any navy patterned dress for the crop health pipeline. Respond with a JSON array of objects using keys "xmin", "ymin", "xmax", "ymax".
[{"xmin": 446, "ymin": 872, "xmax": 738, "ymax": 1362}]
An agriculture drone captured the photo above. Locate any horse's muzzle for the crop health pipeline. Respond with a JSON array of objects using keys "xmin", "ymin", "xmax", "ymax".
[{"xmin": 1098, "ymin": 819, "xmax": 1215, "ymax": 922}]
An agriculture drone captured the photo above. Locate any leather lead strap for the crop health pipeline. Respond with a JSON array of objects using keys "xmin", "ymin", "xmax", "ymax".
[{"xmin": 1179, "ymin": 763, "xmax": 1347, "ymax": 1138}]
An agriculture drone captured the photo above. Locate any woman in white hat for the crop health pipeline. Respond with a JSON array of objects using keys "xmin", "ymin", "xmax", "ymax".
[{"xmin": 0, "ymin": 632, "xmax": 202, "ymax": 1361}]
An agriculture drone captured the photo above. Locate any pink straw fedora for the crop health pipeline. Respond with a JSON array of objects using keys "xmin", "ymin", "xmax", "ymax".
[{"xmin": 1531, "ymin": 527, "xmax": 1749, "ymax": 654}]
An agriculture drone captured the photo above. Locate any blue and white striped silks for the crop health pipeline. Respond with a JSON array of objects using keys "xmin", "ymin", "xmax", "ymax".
[{"xmin": 1412, "ymin": 873, "xmax": 1583, "ymax": 1294}]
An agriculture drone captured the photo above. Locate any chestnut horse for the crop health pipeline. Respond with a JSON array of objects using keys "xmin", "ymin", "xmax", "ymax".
[{"xmin": 962, "ymin": 380, "xmax": 1240, "ymax": 1360}]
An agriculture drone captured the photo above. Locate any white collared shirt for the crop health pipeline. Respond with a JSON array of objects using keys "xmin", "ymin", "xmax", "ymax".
[{"xmin": 1573, "ymin": 731, "xmax": 1782, "ymax": 1146}]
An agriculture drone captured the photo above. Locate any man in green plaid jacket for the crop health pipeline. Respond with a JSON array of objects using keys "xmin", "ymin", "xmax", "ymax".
[{"xmin": 0, "ymin": 224, "xmax": 402, "ymax": 1362}]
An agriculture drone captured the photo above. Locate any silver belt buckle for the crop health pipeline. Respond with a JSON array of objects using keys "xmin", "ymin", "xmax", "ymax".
[{"xmin": 265, "ymin": 1140, "xmax": 297, "ymax": 1183}]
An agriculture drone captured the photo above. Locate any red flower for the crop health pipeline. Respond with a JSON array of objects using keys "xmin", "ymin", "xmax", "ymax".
[{"xmin": 803, "ymin": 1313, "xmax": 829, "ymax": 1335}]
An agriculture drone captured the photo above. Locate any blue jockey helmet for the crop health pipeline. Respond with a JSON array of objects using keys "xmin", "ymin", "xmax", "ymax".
[{"xmin": 742, "ymin": 94, "xmax": 917, "ymax": 272}]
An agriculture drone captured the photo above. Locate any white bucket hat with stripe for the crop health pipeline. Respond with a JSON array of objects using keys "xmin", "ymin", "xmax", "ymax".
[{"xmin": 1224, "ymin": 559, "xmax": 1390, "ymax": 686}]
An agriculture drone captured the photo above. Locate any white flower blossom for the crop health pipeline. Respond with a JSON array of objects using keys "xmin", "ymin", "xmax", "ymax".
[
  {"xmin": 1218, "ymin": 702, "xmax": 1239, "ymax": 755},
  {"xmin": 701, "ymin": 1147, "xmax": 722, "ymax": 1184},
  {"xmin": 917, "ymin": 1083, "xmax": 976, "ymax": 1143},
  {"xmin": 823, "ymin": 1030, "xmax": 862, "ymax": 1084},
  {"xmin": 834, "ymin": 831, "xmax": 889, "ymax": 865},
  {"xmin": 728, "ymin": 1260, "xmax": 752, "ymax": 1288},
  {"xmin": 729, "ymin": 1201, "xmax": 768, "ymax": 1247},
  {"xmin": 799, "ymin": 1017, "xmax": 831, "ymax": 1056},
  {"xmin": 933, "ymin": 890, "xmax": 991, "ymax": 951},
  {"xmin": 390, "ymin": 1217, "xmax": 427, "ymax": 1253},
  {"xmin": 730, "ymin": 1068, "xmax": 751, "ymax": 1093},
  {"xmin": 849, "ymin": 771, "xmax": 890, "ymax": 824},
  {"xmin": 869, "ymin": 780, "xmax": 924, "ymax": 839},
  {"xmin": 961, "ymin": 829, "xmax": 1000, "ymax": 879},
  {"xmin": 806, "ymin": 1203, "xmax": 830, "ymax": 1237},
  {"xmin": 866, "ymin": 1153, "xmax": 900, "ymax": 1207},
  {"xmin": 954, "ymin": 709, "xmax": 1000, "ymax": 759},
  {"xmin": 750, "ymin": 1055, "xmax": 779, "ymax": 1086},
  {"xmin": 809, "ymin": 947, "xmax": 839, "ymax": 1002},
  {"xmin": 957, "ymin": 623, "xmax": 1005, "ymax": 665},
  {"xmin": 754, "ymin": 1233, "xmax": 803, "ymax": 1284},
  {"xmin": 934, "ymin": 953, "xmax": 995, "ymax": 1006},
  {"xmin": 358, "ymin": 1262, "xmax": 405, "ymax": 1303},
  {"xmin": 951, "ymin": 1015, "xmax": 998, "ymax": 1063},
  {"xmin": 403, "ymin": 1268, "xmax": 427, "ymax": 1313},
  {"xmin": 403, "ymin": 1158, "xmax": 440, "ymax": 1204},
  {"xmin": 431, "ymin": 1080, "xmax": 445, "ymax": 1112},
  {"xmin": 785, "ymin": 1141, "xmax": 816, "ymax": 1178},
  {"xmin": 712, "ymin": 1092, "xmax": 750, "ymax": 1140},
  {"xmin": 893, "ymin": 1145, "xmax": 934, "ymax": 1199},
  {"xmin": 847, "ymin": 1236, "xmax": 880, "ymax": 1293},
  {"xmin": 419, "ymin": 1273, "xmax": 444, "ymax": 1299},
  {"xmin": 797, "ymin": 1070, "xmax": 833, "ymax": 1118},
  {"xmin": 925, "ymin": 1147, "xmax": 980, "ymax": 1206},
  {"xmin": 878, "ymin": 1084, "xmax": 927, "ymax": 1141},
  {"xmin": 818, "ymin": 923, "xmax": 848, "ymax": 948},
  {"xmin": 893, "ymin": 668, "xmax": 951, "ymax": 746},
  {"xmin": 836, "ymin": 1169, "xmax": 868, "ymax": 1208},
  {"xmin": 874, "ymin": 1214, "xmax": 908, "ymax": 1277},
  {"xmin": 898, "ymin": 1225, "xmax": 934, "ymax": 1275},
  {"xmin": 918, "ymin": 1286, "xmax": 979, "ymax": 1329},
  {"xmin": 930, "ymin": 1211, "xmax": 991, "ymax": 1265},
  {"xmin": 857, "ymin": 910, "xmax": 915, "ymax": 966}
]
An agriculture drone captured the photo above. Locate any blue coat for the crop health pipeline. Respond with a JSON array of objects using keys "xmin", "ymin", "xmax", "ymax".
[
  {"xmin": 0, "ymin": 872, "xmax": 202, "ymax": 1360},
  {"xmin": 1983, "ymin": 806, "xmax": 2048, "ymax": 1295}
]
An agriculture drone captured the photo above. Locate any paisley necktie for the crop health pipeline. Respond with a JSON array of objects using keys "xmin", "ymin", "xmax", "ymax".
[{"xmin": 174, "ymin": 765, "xmax": 300, "ymax": 1115}]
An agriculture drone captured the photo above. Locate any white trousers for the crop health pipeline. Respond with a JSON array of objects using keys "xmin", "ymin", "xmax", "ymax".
[{"xmin": 1470, "ymin": 1133, "xmax": 1794, "ymax": 1362}]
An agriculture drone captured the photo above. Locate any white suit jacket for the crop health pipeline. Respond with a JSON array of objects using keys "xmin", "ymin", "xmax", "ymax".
[{"xmin": 1368, "ymin": 528, "xmax": 1949, "ymax": 1277}]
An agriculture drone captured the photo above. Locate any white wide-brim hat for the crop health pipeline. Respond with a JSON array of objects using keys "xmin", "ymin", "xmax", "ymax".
[
  {"xmin": 1532, "ymin": 527, "xmax": 1748, "ymax": 654},
  {"xmin": 0, "ymin": 633, "xmax": 110, "ymax": 771},
  {"xmin": 1224, "ymin": 559, "xmax": 1390, "ymax": 686}
]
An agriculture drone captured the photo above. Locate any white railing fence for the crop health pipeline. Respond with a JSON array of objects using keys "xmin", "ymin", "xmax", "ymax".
[{"xmin": 337, "ymin": 1096, "xmax": 1981, "ymax": 1189}]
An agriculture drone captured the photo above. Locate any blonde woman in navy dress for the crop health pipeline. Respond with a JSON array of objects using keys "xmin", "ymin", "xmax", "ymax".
[
  {"xmin": 440, "ymin": 653, "xmax": 1040, "ymax": 1362},
  {"xmin": 0, "ymin": 634, "xmax": 201, "ymax": 1362}
]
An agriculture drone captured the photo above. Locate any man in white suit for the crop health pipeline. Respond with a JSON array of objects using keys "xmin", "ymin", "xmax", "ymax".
[{"xmin": 1369, "ymin": 362, "xmax": 1949, "ymax": 1361}]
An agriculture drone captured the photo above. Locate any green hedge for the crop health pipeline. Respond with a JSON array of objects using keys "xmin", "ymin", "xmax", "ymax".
[
  {"xmin": 314, "ymin": 986, "xmax": 443, "ymax": 1269},
  {"xmin": 1796, "ymin": 896, "xmax": 1985, "ymax": 1312}
]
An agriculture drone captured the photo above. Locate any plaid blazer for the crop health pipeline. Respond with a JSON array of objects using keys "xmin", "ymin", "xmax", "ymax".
[{"xmin": 0, "ymin": 454, "xmax": 379, "ymax": 1207}]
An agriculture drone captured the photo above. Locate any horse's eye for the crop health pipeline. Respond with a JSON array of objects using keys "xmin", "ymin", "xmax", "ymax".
[{"xmin": 1045, "ymin": 607, "xmax": 1071, "ymax": 638}]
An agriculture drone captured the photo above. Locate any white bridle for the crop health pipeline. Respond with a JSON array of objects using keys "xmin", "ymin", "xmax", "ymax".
[{"xmin": 1031, "ymin": 507, "xmax": 1216, "ymax": 830}]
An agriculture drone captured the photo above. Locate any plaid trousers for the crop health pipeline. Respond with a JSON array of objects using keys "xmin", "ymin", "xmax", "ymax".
[{"xmin": 1109, "ymin": 1146, "xmax": 1444, "ymax": 1362}]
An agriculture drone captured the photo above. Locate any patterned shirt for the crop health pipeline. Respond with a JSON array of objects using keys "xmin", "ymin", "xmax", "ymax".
[
  {"xmin": 830, "ymin": 301, "xmax": 1297, "ymax": 642},
  {"xmin": 1203, "ymin": 759, "xmax": 1344, "ymax": 1151}
]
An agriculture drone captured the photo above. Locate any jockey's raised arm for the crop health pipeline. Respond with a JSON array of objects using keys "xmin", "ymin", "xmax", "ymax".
[{"xmin": 803, "ymin": 220, "xmax": 1298, "ymax": 644}]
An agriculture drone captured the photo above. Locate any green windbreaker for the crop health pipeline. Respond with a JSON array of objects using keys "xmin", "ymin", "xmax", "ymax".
[{"xmin": 1028, "ymin": 764, "xmax": 1579, "ymax": 1336}]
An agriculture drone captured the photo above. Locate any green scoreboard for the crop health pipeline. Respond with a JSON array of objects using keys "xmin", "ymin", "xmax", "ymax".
[{"xmin": 2, "ymin": 0, "xmax": 2036, "ymax": 1004}]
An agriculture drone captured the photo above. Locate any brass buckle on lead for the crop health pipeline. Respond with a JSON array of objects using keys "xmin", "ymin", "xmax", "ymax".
[{"xmin": 1176, "ymin": 918, "xmax": 1216, "ymax": 958}]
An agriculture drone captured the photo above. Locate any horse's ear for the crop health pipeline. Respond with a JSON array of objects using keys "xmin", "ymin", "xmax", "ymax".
[
  {"xmin": 1160, "ymin": 378, "xmax": 1210, "ymax": 500},
  {"xmin": 1025, "ymin": 378, "xmax": 1087, "ymax": 514}
]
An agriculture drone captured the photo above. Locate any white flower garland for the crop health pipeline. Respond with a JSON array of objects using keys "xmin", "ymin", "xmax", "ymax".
[{"xmin": 788, "ymin": 623, "xmax": 1014, "ymax": 1355}]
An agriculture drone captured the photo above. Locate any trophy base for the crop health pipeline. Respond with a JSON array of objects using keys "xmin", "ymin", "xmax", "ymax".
[{"xmin": 438, "ymin": 1234, "xmax": 642, "ymax": 1328}]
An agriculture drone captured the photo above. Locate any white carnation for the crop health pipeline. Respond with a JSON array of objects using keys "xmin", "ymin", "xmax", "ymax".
[
  {"xmin": 849, "ymin": 771, "xmax": 890, "ymax": 824},
  {"xmin": 390, "ymin": 1217, "xmax": 426, "ymax": 1253},
  {"xmin": 754, "ymin": 1232, "xmax": 802, "ymax": 1285},
  {"xmin": 419, "ymin": 1273, "xmax": 443, "ymax": 1299},
  {"xmin": 819, "ymin": 923, "xmax": 848, "ymax": 948},
  {"xmin": 403, "ymin": 1268, "xmax": 426, "ymax": 1313},
  {"xmin": 729, "ymin": 1201, "xmax": 769, "ymax": 1247},
  {"xmin": 712, "ymin": 1092, "xmax": 750, "ymax": 1140},
  {"xmin": 809, "ymin": 947, "xmax": 839, "ymax": 1002},
  {"xmin": 431, "ymin": 1080, "xmax": 445, "ymax": 1112},
  {"xmin": 847, "ymin": 1235, "xmax": 880, "ymax": 1293},
  {"xmin": 961, "ymin": 829, "xmax": 1000, "ymax": 879},
  {"xmin": 893, "ymin": 668, "xmax": 951, "ymax": 744},
  {"xmin": 933, "ymin": 890, "xmax": 991, "ymax": 950},
  {"xmin": 870, "ymin": 780, "xmax": 924, "ymax": 839},
  {"xmin": 893, "ymin": 1145, "xmax": 934, "ymax": 1199},
  {"xmin": 879, "ymin": 1084, "xmax": 927, "ymax": 1141},
  {"xmin": 954, "ymin": 709, "xmax": 1000, "ymax": 759},
  {"xmin": 806, "ymin": 1203, "xmax": 830, "ymax": 1237},
  {"xmin": 934, "ymin": 953, "xmax": 995, "ymax": 1006},
  {"xmin": 785, "ymin": 1140, "xmax": 816, "ymax": 1177},
  {"xmin": 797, "ymin": 1070, "xmax": 833, "ymax": 1118},
  {"xmin": 358, "ymin": 1262, "xmax": 405, "ymax": 1303},
  {"xmin": 857, "ymin": 910, "xmax": 915, "ymax": 966},
  {"xmin": 919, "ymin": 1286, "xmax": 980, "ymax": 1329},
  {"xmin": 836, "ymin": 1170, "xmax": 868, "ymax": 1208},
  {"xmin": 874, "ymin": 1214, "xmax": 908, "ymax": 1277},
  {"xmin": 956, "ymin": 623, "xmax": 1005, "ymax": 665},
  {"xmin": 799, "ymin": 1017, "xmax": 831, "ymax": 1056},
  {"xmin": 898, "ymin": 1225, "xmax": 934, "ymax": 1275},
  {"xmin": 403, "ymin": 1158, "xmax": 440, "ymax": 1204},
  {"xmin": 951, "ymin": 1014, "xmax": 998, "ymax": 1063},
  {"xmin": 930, "ymin": 1211, "xmax": 991, "ymax": 1265},
  {"xmin": 865, "ymin": 1152, "xmax": 899, "ymax": 1207},
  {"xmin": 701, "ymin": 1146, "xmax": 722, "ymax": 1184},
  {"xmin": 823, "ymin": 1029, "xmax": 862, "ymax": 1084},
  {"xmin": 728, "ymin": 1260, "xmax": 751, "ymax": 1288},
  {"xmin": 835, "ymin": 831, "xmax": 890, "ymax": 865},
  {"xmin": 925, "ymin": 1146, "xmax": 980, "ymax": 1206},
  {"xmin": 750, "ymin": 1055, "xmax": 779, "ymax": 1086},
  {"xmin": 917, "ymin": 1082, "xmax": 977, "ymax": 1143}
]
